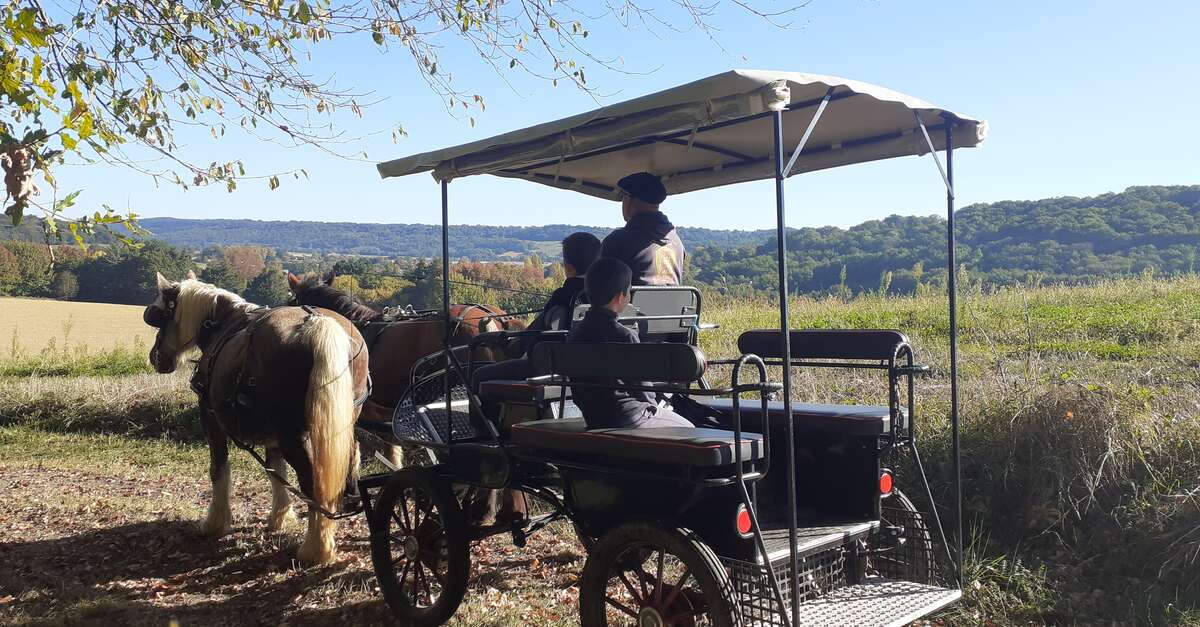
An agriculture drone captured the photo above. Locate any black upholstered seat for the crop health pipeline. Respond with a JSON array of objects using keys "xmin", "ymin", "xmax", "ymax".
[
  {"xmin": 701, "ymin": 398, "xmax": 896, "ymax": 436},
  {"xmin": 510, "ymin": 418, "xmax": 764, "ymax": 467}
]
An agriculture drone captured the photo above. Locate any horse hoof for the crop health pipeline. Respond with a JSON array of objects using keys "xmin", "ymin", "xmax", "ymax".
[
  {"xmin": 297, "ymin": 541, "xmax": 336, "ymax": 566},
  {"xmin": 199, "ymin": 517, "xmax": 231, "ymax": 538}
]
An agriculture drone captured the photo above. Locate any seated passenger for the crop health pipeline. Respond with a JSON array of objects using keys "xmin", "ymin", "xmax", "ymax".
[
  {"xmin": 472, "ymin": 232, "xmax": 602, "ymax": 406},
  {"xmin": 569, "ymin": 257, "xmax": 693, "ymax": 429}
]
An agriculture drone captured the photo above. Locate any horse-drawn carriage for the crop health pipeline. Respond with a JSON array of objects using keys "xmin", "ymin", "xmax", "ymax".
[{"xmin": 356, "ymin": 70, "xmax": 985, "ymax": 625}]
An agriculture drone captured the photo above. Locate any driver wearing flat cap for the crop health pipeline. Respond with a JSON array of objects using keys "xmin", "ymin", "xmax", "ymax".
[{"xmin": 601, "ymin": 172, "xmax": 685, "ymax": 286}]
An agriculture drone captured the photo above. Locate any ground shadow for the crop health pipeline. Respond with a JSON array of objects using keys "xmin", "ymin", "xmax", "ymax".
[{"xmin": 0, "ymin": 519, "xmax": 393, "ymax": 626}]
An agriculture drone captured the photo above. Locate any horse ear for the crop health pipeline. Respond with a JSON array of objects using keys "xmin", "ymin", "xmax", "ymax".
[
  {"xmin": 156, "ymin": 272, "xmax": 172, "ymax": 291},
  {"xmin": 287, "ymin": 272, "xmax": 301, "ymax": 290},
  {"xmin": 322, "ymin": 270, "xmax": 336, "ymax": 285},
  {"xmin": 186, "ymin": 269, "xmax": 197, "ymax": 280}
]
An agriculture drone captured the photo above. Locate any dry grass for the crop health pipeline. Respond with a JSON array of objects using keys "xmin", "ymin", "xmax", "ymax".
[{"xmin": 1, "ymin": 297, "xmax": 156, "ymax": 356}]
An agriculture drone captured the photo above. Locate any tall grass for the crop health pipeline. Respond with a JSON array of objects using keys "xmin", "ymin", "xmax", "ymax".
[
  {"xmin": 701, "ymin": 275, "xmax": 1200, "ymax": 623},
  {"xmin": 3, "ymin": 323, "xmax": 154, "ymax": 377}
]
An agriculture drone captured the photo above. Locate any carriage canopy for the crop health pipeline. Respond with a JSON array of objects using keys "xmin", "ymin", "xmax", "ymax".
[{"xmin": 377, "ymin": 69, "xmax": 986, "ymax": 200}]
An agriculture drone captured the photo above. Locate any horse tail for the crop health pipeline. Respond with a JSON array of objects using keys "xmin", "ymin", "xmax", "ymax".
[{"xmin": 301, "ymin": 315, "xmax": 356, "ymax": 514}]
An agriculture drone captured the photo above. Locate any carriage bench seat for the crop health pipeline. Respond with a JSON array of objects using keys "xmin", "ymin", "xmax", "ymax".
[
  {"xmin": 701, "ymin": 398, "xmax": 897, "ymax": 436},
  {"xmin": 477, "ymin": 380, "xmax": 565, "ymax": 402},
  {"xmin": 510, "ymin": 418, "xmax": 764, "ymax": 467}
]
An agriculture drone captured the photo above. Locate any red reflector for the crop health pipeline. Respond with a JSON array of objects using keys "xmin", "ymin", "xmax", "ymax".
[
  {"xmin": 879, "ymin": 470, "xmax": 894, "ymax": 495},
  {"xmin": 736, "ymin": 506, "xmax": 753, "ymax": 536}
]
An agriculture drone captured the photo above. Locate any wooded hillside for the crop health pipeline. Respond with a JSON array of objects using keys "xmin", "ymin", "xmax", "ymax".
[{"xmin": 691, "ymin": 185, "xmax": 1200, "ymax": 294}]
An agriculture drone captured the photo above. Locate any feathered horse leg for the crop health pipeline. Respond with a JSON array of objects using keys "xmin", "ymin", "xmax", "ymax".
[
  {"xmin": 199, "ymin": 408, "xmax": 234, "ymax": 537},
  {"xmin": 266, "ymin": 446, "xmax": 298, "ymax": 531}
]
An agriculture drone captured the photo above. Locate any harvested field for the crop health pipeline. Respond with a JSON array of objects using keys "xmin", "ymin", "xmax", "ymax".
[{"xmin": 1, "ymin": 298, "xmax": 155, "ymax": 355}]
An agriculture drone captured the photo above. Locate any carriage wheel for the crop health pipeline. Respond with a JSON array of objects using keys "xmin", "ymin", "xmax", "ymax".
[
  {"xmin": 371, "ymin": 469, "xmax": 470, "ymax": 626},
  {"xmin": 579, "ymin": 522, "xmax": 738, "ymax": 627},
  {"xmin": 874, "ymin": 488, "xmax": 936, "ymax": 584}
]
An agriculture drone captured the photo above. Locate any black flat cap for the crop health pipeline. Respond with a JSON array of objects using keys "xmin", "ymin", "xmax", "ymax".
[{"xmin": 616, "ymin": 172, "xmax": 667, "ymax": 205}]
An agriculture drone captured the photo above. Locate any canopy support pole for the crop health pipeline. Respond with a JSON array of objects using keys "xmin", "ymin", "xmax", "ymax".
[
  {"xmin": 944, "ymin": 119, "xmax": 962, "ymax": 588},
  {"xmin": 783, "ymin": 87, "xmax": 835, "ymax": 178},
  {"xmin": 772, "ymin": 109, "xmax": 799, "ymax": 626},
  {"xmin": 441, "ymin": 179, "xmax": 452, "ymax": 444},
  {"xmin": 914, "ymin": 112, "xmax": 963, "ymax": 586}
]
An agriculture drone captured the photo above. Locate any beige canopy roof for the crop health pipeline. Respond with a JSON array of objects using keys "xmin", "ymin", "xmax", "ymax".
[{"xmin": 377, "ymin": 69, "xmax": 986, "ymax": 200}]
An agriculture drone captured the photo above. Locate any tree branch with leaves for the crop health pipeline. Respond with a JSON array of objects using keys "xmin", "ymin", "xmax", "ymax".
[{"xmin": 1, "ymin": 0, "xmax": 801, "ymax": 248}]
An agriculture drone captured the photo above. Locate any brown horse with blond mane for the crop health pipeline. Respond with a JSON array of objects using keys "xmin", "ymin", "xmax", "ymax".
[
  {"xmin": 145, "ymin": 272, "xmax": 370, "ymax": 565},
  {"xmin": 285, "ymin": 272, "xmax": 526, "ymax": 467}
]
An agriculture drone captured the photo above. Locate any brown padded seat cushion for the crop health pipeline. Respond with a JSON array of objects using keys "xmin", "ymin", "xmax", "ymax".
[{"xmin": 509, "ymin": 418, "xmax": 764, "ymax": 467}]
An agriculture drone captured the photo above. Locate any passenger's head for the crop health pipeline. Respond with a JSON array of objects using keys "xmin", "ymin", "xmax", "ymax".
[
  {"xmin": 616, "ymin": 172, "xmax": 666, "ymax": 222},
  {"xmin": 586, "ymin": 257, "xmax": 632, "ymax": 313},
  {"xmin": 561, "ymin": 232, "xmax": 602, "ymax": 278}
]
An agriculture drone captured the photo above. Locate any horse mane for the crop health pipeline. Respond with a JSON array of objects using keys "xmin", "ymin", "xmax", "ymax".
[
  {"xmin": 296, "ymin": 275, "xmax": 382, "ymax": 322},
  {"xmin": 175, "ymin": 279, "xmax": 251, "ymax": 342}
]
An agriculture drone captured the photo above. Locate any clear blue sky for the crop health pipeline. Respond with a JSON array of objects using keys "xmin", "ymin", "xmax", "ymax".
[{"xmin": 56, "ymin": 0, "xmax": 1200, "ymax": 232}]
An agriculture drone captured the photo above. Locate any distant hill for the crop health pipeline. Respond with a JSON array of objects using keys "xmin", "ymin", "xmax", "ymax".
[
  {"xmin": 691, "ymin": 185, "xmax": 1200, "ymax": 294},
  {"xmin": 3, "ymin": 185, "xmax": 1197, "ymax": 295},
  {"xmin": 128, "ymin": 219, "xmax": 773, "ymax": 260}
]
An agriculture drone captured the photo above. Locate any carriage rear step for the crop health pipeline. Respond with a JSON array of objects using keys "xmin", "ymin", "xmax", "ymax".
[
  {"xmin": 758, "ymin": 520, "xmax": 877, "ymax": 564},
  {"xmin": 787, "ymin": 577, "xmax": 961, "ymax": 627}
]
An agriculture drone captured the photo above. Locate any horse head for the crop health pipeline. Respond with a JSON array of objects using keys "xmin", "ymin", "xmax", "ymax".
[
  {"xmin": 145, "ymin": 271, "xmax": 238, "ymax": 373},
  {"xmin": 287, "ymin": 272, "xmax": 380, "ymax": 322}
]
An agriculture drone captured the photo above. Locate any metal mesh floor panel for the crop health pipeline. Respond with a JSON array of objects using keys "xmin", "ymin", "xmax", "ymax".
[
  {"xmin": 725, "ymin": 547, "xmax": 847, "ymax": 627},
  {"xmin": 791, "ymin": 577, "xmax": 960, "ymax": 627}
]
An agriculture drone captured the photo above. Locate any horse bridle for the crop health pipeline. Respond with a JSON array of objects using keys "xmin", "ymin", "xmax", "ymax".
[{"xmin": 143, "ymin": 288, "xmax": 179, "ymax": 329}]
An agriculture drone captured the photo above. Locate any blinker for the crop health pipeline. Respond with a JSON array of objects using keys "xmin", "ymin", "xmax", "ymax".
[{"xmin": 144, "ymin": 299, "xmax": 176, "ymax": 328}]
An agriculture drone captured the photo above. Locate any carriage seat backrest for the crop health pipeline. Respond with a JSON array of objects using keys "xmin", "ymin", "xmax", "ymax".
[
  {"xmin": 737, "ymin": 329, "xmax": 910, "ymax": 362},
  {"xmin": 570, "ymin": 285, "xmax": 701, "ymax": 343},
  {"xmin": 530, "ymin": 341, "xmax": 707, "ymax": 383}
]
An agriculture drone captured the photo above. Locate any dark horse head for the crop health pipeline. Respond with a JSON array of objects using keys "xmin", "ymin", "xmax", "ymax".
[
  {"xmin": 286, "ymin": 271, "xmax": 381, "ymax": 323},
  {"xmin": 285, "ymin": 271, "xmax": 527, "ymax": 336}
]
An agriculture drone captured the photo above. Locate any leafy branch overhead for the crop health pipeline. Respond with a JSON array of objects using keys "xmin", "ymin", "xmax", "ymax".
[{"xmin": 0, "ymin": 0, "xmax": 801, "ymax": 244}]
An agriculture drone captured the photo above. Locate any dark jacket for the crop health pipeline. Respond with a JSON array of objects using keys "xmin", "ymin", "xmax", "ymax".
[
  {"xmin": 517, "ymin": 276, "xmax": 585, "ymax": 356},
  {"xmin": 601, "ymin": 211, "xmax": 685, "ymax": 286},
  {"xmin": 567, "ymin": 306, "xmax": 656, "ymax": 428}
]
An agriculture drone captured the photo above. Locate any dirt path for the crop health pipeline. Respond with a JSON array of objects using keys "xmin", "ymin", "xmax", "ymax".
[{"xmin": 0, "ymin": 463, "xmax": 584, "ymax": 626}]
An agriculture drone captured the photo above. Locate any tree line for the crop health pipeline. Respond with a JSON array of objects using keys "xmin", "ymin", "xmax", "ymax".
[
  {"xmin": 691, "ymin": 185, "xmax": 1200, "ymax": 296},
  {"xmin": 0, "ymin": 237, "xmax": 560, "ymax": 315},
  {"xmin": 2, "ymin": 185, "xmax": 1197, "ymax": 306}
]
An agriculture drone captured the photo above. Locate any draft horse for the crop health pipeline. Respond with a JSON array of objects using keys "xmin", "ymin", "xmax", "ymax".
[
  {"xmin": 287, "ymin": 272, "xmax": 529, "ymax": 524},
  {"xmin": 286, "ymin": 271, "xmax": 525, "ymax": 437},
  {"xmin": 145, "ymin": 272, "xmax": 370, "ymax": 565}
]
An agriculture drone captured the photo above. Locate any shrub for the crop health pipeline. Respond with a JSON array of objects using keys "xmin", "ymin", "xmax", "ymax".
[{"xmin": 50, "ymin": 270, "xmax": 79, "ymax": 300}]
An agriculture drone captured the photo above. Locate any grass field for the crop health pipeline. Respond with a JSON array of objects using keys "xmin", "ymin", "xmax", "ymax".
[{"xmin": 2, "ymin": 277, "xmax": 1199, "ymax": 625}]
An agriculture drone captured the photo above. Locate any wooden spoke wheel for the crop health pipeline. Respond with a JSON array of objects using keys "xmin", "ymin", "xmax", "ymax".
[
  {"xmin": 371, "ymin": 469, "xmax": 470, "ymax": 626},
  {"xmin": 580, "ymin": 522, "xmax": 738, "ymax": 627}
]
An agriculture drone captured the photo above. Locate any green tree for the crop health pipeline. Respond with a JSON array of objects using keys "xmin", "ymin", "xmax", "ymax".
[
  {"xmin": 0, "ymin": 1, "xmax": 787, "ymax": 243},
  {"xmin": 0, "ymin": 240, "xmax": 52, "ymax": 296},
  {"xmin": 200, "ymin": 260, "xmax": 246, "ymax": 294},
  {"xmin": 73, "ymin": 239, "xmax": 195, "ymax": 304},
  {"xmin": 245, "ymin": 264, "xmax": 290, "ymax": 306},
  {"xmin": 0, "ymin": 244, "xmax": 20, "ymax": 294}
]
